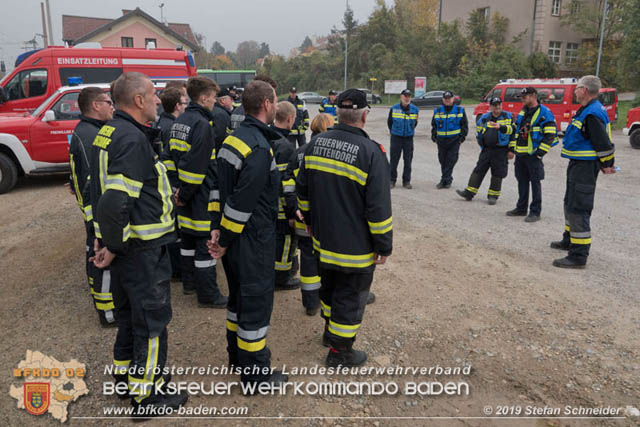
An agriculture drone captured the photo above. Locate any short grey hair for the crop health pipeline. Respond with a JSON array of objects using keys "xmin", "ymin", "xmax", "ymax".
[
  {"xmin": 337, "ymin": 107, "xmax": 366, "ymax": 125},
  {"xmin": 578, "ymin": 75, "xmax": 601, "ymax": 96},
  {"xmin": 112, "ymin": 72, "xmax": 151, "ymax": 107},
  {"xmin": 275, "ymin": 101, "xmax": 296, "ymax": 123}
]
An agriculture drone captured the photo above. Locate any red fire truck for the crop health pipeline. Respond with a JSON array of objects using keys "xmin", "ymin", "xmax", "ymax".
[
  {"xmin": 473, "ymin": 78, "xmax": 618, "ymax": 132},
  {"xmin": 623, "ymin": 106, "xmax": 640, "ymax": 149},
  {"xmin": 0, "ymin": 45, "xmax": 195, "ymax": 114}
]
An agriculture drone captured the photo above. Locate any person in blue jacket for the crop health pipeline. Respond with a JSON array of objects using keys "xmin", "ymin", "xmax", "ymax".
[
  {"xmin": 387, "ymin": 89, "xmax": 419, "ymax": 189},
  {"xmin": 431, "ymin": 91, "xmax": 468, "ymax": 188}
]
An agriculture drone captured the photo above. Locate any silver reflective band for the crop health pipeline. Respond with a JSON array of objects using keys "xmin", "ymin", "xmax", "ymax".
[
  {"xmin": 86, "ymin": 245, "xmax": 90, "ymax": 252},
  {"xmin": 369, "ymin": 220, "xmax": 392, "ymax": 232},
  {"xmin": 283, "ymin": 185, "xmax": 295, "ymax": 193},
  {"xmin": 180, "ymin": 249, "xmax": 195, "ymax": 256},
  {"xmin": 295, "ymin": 228, "xmax": 309, "ymax": 237},
  {"xmin": 237, "ymin": 326, "xmax": 269, "ymax": 340},
  {"xmin": 301, "ymin": 282, "xmax": 321, "ymax": 291},
  {"xmin": 131, "ymin": 223, "xmax": 174, "ymax": 237},
  {"xmin": 596, "ymin": 149, "xmax": 614, "ymax": 156},
  {"xmin": 305, "ymin": 158, "xmax": 367, "ymax": 182},
  {"xmin": 319, "ymin": 253, "xmax": 373, "ymax": 265},
  {"xmin": 270, "ymin": 159, "xmax": 277, "ymax": 171},
  {"xmin": 209, "ymin": 189, "xmax": 220, "ymax": 200},
  {"xmin": 218, "ymin": 148, "xmax": 243, "ymax": 170},
  {"xmin": 329, "ymin": 324, "xmax": 359, "ymax": 334},
  {"xmin": 105, "ymin": 177, "xmax": 141, "ymax": 195},
  {"xmin": 227, "ymin": 311, "xmax": 238, "ymax": 322},
  {"xmin": 224, "ymin": 204, "xmax": 252, "ymax": 222},
  {"xmin": 570, "ymin": 231, "xmax": 591, "ymax": 238},
  {"xmin": 194, "ymin": 259, "xmax": 216, "ymax": 268}
]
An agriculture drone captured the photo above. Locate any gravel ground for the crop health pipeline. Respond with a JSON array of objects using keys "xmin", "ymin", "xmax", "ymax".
[{"xmin": 0, "ymin": 105, "xmax": 638, "ymax": 426}]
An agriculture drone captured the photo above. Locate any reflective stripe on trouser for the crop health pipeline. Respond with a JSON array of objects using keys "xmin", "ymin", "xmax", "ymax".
[
  {"xmin": 110, "ymin": 245, "xmax": 172, "ymax": 403},
  {"xmin": 221, "ymin": 235, "xmax": 275, "ymax": 385},
  {"xmin": 298, "ymin": 237, "xmax": 320, "ymax": 309},
  {"xmin": 562, "ymin": 159, "xmax": 599, "ymax": 261},
  {"xmin": 86, "ymin": 223, "xmax": 115, "ymax": 323},
  {"xmin": 466, "ymin": 147, "xmax": 508, "ymax": 198},
  {"xmin": 319, "ymin": 267, "xmax": 374, "ymax": 348},
  {"xmin": 275, "ymin": 232, "xmax": 295, "ymax": 284},
  {"xmin": 181, "ymin": 232, "xmax": 222, "ymax": 304}
]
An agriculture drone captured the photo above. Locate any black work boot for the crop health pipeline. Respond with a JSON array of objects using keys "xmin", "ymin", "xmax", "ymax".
[
  {"xmin": 99, "ymin": 312, "xmax": 117, "ymax": 328},
  {"xmin": 131, "ymin": 390, "xmax": 188, "ymax": 421},
  {"xmin": 366, "ymin": 291, "xmax": 376, "ymax": 305},
  {"xmin": 198, "ymin": 294, "xmax": 228, "ymax": 308},
  {"xmin": 275, "ymin": 276, "xmax": 301, "ymax": 291},
  {"xmin": 327, "ymin": 345, "xmax": 367, "ymax": 368},
  {"xmin": 506, "ymin": 208, "xmax": 527, "ymax": 216},
  {"xmin": 487, "ymin": 196, "xmax": 498, "ymax": 205},
  {"xmin": 552, "ymin": 256, "xmax": 586, "ymax": 269},
  {"xmin": 456, "ymin": 189, "xmax": 473, "ymax": 201},
  {"xmin": 550, "ymin": 240, "xmax": 570, "ymax": 250}
]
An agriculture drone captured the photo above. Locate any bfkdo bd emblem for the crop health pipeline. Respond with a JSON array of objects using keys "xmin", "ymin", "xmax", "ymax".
[{"xmin": 24, "ymin": 383, "xmax": 50, "ymax": 416}]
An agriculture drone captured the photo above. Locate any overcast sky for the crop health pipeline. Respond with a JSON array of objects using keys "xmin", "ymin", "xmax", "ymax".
[{"xmin": 0, "ymin": 0, "xmax": 391, "ymax": 71}]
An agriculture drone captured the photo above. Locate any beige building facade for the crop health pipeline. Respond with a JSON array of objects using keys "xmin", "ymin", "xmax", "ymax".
[{"xmin": 438, "ymin": 0, "xmax": 595, "ymax": 69}]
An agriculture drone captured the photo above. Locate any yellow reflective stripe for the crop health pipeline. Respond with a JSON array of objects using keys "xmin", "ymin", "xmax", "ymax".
[
  {"xmin": 570, "ymin": 237, "xmax": 592, "ymax": 245},
  {"xmin": 320, "ymin": 300, "xmax": 331, "ymax": 317},
  {"xmin": 162, "ymin": 159, "xmax": 176, "ymax": 171},
  {"xmin": 155, "ymin": 162, "xmax": 173, "ymax": 227},
  {"xmin": 178, "ymin": 215, "xmax": 211, "ymax": 232},
  {"xmin": 301, "ymin": 275, "xmax": 321, "ymax": 284},
  {"xmin": 178, "ymin": 168, "xmax": 205, "ymax": 185},
  {"xmin": 210, "ymin": 148, "xmax": 216, "ymax": 160},
  {"xmin": 305, "ymin": 155, "xmax": 368, "ymax": 186},
  {"xmin": 565, "ymin": 225, "xmax": 570, "ymax": 232},
  {"xmin": 95, "ymin": 301, "xmax": 115, "ymax": 310},
  {"xmin": 122, "ymin": 223, "xmax": 131, "ymax": 242},
  {"xmin": 297, "ymin": 197, "xmax": 310, "ymax": 211},
  {"xmin": 368, "ymin": 217, "xmax": 392, "ymax": 234},
  {"xmin": 220, "ymin": 215, "xmax": 244, "ymax": 233},
  {"xmin": 466, "ymin": 186, "xmax": 478, "ymax": 194},
  {"xmin": 226, "ymin": 320, "xmax": 238, "ymax": 332},
  {"xmin": 208, "ymin": 201, "xmax": 220, "ymax": 212},
  {"xmin": 538, "ymin": 143, "xmax": 551, "ymax": 152},
  {"xmin": 69, "ymin": 154, "xmax": 85, "ymax": 213},
  {"xmin": 561, "ymin": 149, "xmax": 597, "ymax": 157},
  {"xmin": 312, "ymin": 237, "xmax": 375, "ymax": 268},
  {"xmin": 328, "ymin": 320, "xmax": 360, "ymax": 338},
  {"xmin": 114, "ymin": 359, "xmax": 130, "ymax": 367},
  {"xmin": 90, "ymin": 289, "xmax": 112, "ymax": 299},
  {"xmin": 282, "ymin": 178, "xmax": 295, "ymax": 187},
  {"xmin": 237, "ymin": 337, "xmax": 266, "ymax": 352},
  {"xmin": 169, "ymin": 138, "xmax": 190, "ymax": 152},
  {"xmin": 571, "ymin": 119, "xmax": 583, "ymax": 129},
  {"xmin": 599, "ymin": 153, "xmax": 614, "ymax": 162},
  {"xmin": 436, "ymin": 129, "xmax": 461, "ymax": 136},
  {"xmin": 105, "ymin": 173, "xmax": 143, "ymax": 198},
  {"xmin": 487, "ymin": 189, "xmax": 501, "ymax": 196},
  {"xmin": 543, "ymin": 126, "xmax": 556, "ymax": 134},
  {"xmin": 94, "ymin": 221, "xmax": 102, "ymax": 238},
  {"xmin": 98, "ymin": 150, "xmax": 108, "ymax": 194},
  {"xmin": 223, "ymin": 135, "xmax": 252, "ymax": 158}
]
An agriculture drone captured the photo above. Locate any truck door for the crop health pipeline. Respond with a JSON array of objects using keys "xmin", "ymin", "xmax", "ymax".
[
  {"xmin": 0, "ymin": 68, "xmax": 49, "ymax": 113},
  {"xmin": 29, "ymin": 91, "xmax": 81, "ymax": 163}
]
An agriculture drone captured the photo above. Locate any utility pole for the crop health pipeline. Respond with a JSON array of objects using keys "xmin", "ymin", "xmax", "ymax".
[
  {"xmin": 344, "ymin": 0, "xmax": 349, "ymax": 91},
  {"xmin": 40, "ymin": 3, "xmax": 49, "ymax": 47},
  {"xmin": 595, "ymin": 0, "xmax": 608, "ymax": 77},
  {"xmin": 45, "ymin": 0, "xmax": 54, "ymax": 45}
]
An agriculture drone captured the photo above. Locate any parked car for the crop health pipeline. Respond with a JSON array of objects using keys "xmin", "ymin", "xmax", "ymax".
[
  {"xmin": 623, "ymin": 106, "xmax": 640, "ymax": 149},
  {"xmin": 412, "ymin": 91, "xmax": 461, "ymax": 108},
  {"xmin": 298, "ymin": 92, "xmax": 324, "ymax": 104},
  {"xmin": 357, "ymin": 88, "xmax": 382, "ymax": 104}
]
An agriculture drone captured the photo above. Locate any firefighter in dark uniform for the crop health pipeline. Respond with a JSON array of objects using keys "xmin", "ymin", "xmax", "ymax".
[
  {"xmin": 209, "ymin": 79, "xmax": 288, "ymax": 388},
  {"xmin": 168, "ymin": 77, "xmax": 227, "ymax": 307},
  {"xmin": 551, "ymin": 75, "xmax": 616, "ymax": 269},
  {"xmin": 157, "ymin": 88, "xmax": 188, "ymax": 280},
  {"xmin": 230, "ymin": 86, "xmax": 242, "ymax": 109},
  {"xmin": 227, "ymin": 77, "xmax": 272, "ymax": 136},
  {"xmin": 286, "ymin": 87, "xmax": 310, "ymax": 147},
  {"xmin": 457, "ymin": 97, "xmax": 515, "ymax": 204},
  {"xmin": 431, "ymin": 91, "xmax": 468, "ymax": 188},
  {"xmin": 507, "ymin": 87, "xmax": 558, "ymax": 222},
  {"xmin": 319, "ymin": 90, "xmax": 338, "ymax": 123},
  {"xmin": 271, "ymin": 101, "xmax": 302, "ymax": 290},
  {"xmin": 69, "ymin": 86, "xmax": 115, "ymax": 327},
  {"xmin": 212, "ymin": 87, "xmax": 233, "ymax": 152},
  {"xmin": 388, "ymin": 89, "xmax": 419, "ymax": 189},
  {"xmin": 297, "ymin": 89, "xmax": 393, "ymax": 367},
  {"xmin": 90, "ymin": 72, "xmax": 187, "ymax": 415}
]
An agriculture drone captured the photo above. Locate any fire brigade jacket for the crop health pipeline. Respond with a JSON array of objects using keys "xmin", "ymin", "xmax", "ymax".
[
  {"xmin": 296, "ymin": 123, "xmax": 393, "ymax": 273},
  {"xmin": 165, "ymin": 102, "xmax": 221, "ymax": 236},
  {"xmin": 476, "ymin": 111, "xmax": 515, "ymax": 148},
  {"xmin": 287, "ymin": 96, "xmax": 310, "ymax": 136},
  {"xmin": 284, "ymin": 136, "xmax": 314, "ymax": 238},
  {"xmin": 212, "ymin": 102, "xmax": 231, "ymax": 152},
  {"xmin": 562, "ymin": 98, "xmax": 615, "ymax": 165},
  {"xmin": 90, "ymin": 110, "xmax": 175, "ymax": 256},
  {"xmin": 432, "ymin": 104, "xmax": 468, "ymax": 141},
  {"xmin": 69, "ymin": 115, "xmax": 105, "ymax": 224},
  {"xmin": 319, "ymin": 98, "xmax": 338, "ymax": 120},
  {"xmin": 271, "ymin": 126, "xmax": 297, "ymax": 232},
  {"xmin": 217, "ymin": 115, "xmax": 281, "ymax": 249},
  {"xmin": 156, "ymin": 111, "xmax": 175, "ymax": 154},
  {"xmin": 512, "ymin": 104, "xmax": 558, "ymax": 157}
]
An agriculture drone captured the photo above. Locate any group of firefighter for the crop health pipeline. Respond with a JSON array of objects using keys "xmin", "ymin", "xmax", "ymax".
[{"xmin": 68, "ymin": 71, "xmax": 613, "ymax": 418}]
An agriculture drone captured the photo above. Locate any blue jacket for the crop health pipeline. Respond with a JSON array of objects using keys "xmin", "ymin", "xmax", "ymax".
[
  {"xmin": 512, "ymin": 104, "xmax": 558, "ymax": 156},
  {"xmin": 388, "ymin": 103, "xmax": 419, "ymax": 137},
  {"xmin": 432, "ymin": 104, "xmax": 466, "ymax": 139},
  {"xmin": 562, "ymin": 99, "xmax": 612, "ymax": 161},
  {"xmin": 319, "ymin": 98, "xmax": 338, "ymax": 119},
  {"xmin": 476, "ymin": 111, "xmax": 514, "ymax": 147}
]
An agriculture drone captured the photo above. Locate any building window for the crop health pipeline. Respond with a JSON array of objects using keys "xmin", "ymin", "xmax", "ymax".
[
  {"xmin": 145, "ymin": 38, "xmax": 157, "ymax": 49},
  {"xmin": 548, "ymin": 41, "xmax": 562, "ymax": 63},
  {"xmin": 570, "ymin": 0, "xmax": 581, "ymax": 14},
  {"xmin": 121, "ymin": 37, "xmax": 133, "ymax": 48},
  {"xmin": 566, "ymin": 43, "xmax": 579, "ymax": 64},
  {"xmin": 478, "ymin": 7, "xmax": 490, "ymax": 20},
  {"xmin": 552, "ymin": 0, "xmax": 562, "ymax": 16}
]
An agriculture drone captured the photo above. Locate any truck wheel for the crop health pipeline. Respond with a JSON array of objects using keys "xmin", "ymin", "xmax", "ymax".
[
  {"xmin": 630, "ymin": 129, "xmax": 640, "ymax": 149},
  {"xmin": 0, "ymin": 152, "xmax": 19, "ymax": 194}
]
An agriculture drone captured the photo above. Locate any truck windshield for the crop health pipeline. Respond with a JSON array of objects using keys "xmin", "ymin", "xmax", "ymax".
[{"xmin": 31, "ymin": 90, "xmax": 61, "ymax": 117}]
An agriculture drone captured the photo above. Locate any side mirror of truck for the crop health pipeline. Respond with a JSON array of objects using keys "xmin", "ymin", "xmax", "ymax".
[{"xmin": 42, "ymin": 110, "xmax": 56, "ymax": 122}]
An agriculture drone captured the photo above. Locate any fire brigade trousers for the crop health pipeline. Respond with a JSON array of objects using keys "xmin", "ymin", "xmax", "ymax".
[
  {"xmin": 320, "ymin": 268, "xmax": 374, "ymax": 349},
  {"xmin": 222, "ymin": 228, "xmax": 275, "ymax": 384},
  {"xmin": 464, "ymin": 147, "xmax": 508, "ymax": 199},
  {"xmin": 111, "ymin": 245, "xmax": 172, "ymax": 403},
  {"xmin": 275, "ymin": 231, "xmax": 297, "ymax": 285},
  {"xmin": 561, "ymin": 159, "xmax": 600, "ymax": 262},
  {"xmin": 298, "ymin": 237, "xmax": 320, "ymax": 309},
  {"xmin": 436, "ymin": 137, "xmax": 461, "ymax": 185},
  {"xmin": 515, "ymin": 155, "xmax": 544, "ymax": 215},
  {"xmin": 180, "ymin": 232, "xmax": 223, "ymax": 304},
  {"xmin": 287, "ymin": 133, "xmax": 307, "ymax": 148},
  {"xmin": 85, "ymin": 222, "xmax": 115, "ymax": 323}
]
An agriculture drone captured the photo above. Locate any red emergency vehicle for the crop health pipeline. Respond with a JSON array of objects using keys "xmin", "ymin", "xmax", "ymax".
[
  {"xmin": 0, "ymin": 45, "xmax": 195, "ymax": 114},
  {"xmin": 0, "ymin": 82, "xmax": 165, "ymax": 194},
  {"xmin": 623, "ymin": 106, "xmax": 640, "ymax": 149},
  {"xmin": 473, "ymin": 78, "xmax": 618, "ymax": 132}
]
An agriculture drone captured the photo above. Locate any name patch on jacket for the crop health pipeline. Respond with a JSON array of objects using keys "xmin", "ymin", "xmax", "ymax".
[
  {"xmin": 312, "ymin": 137, "xmax": 360, "ymax": 164},
  {"xmin": 170, "ymin": 123, "xmax": 191, "ymax": 141}
]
